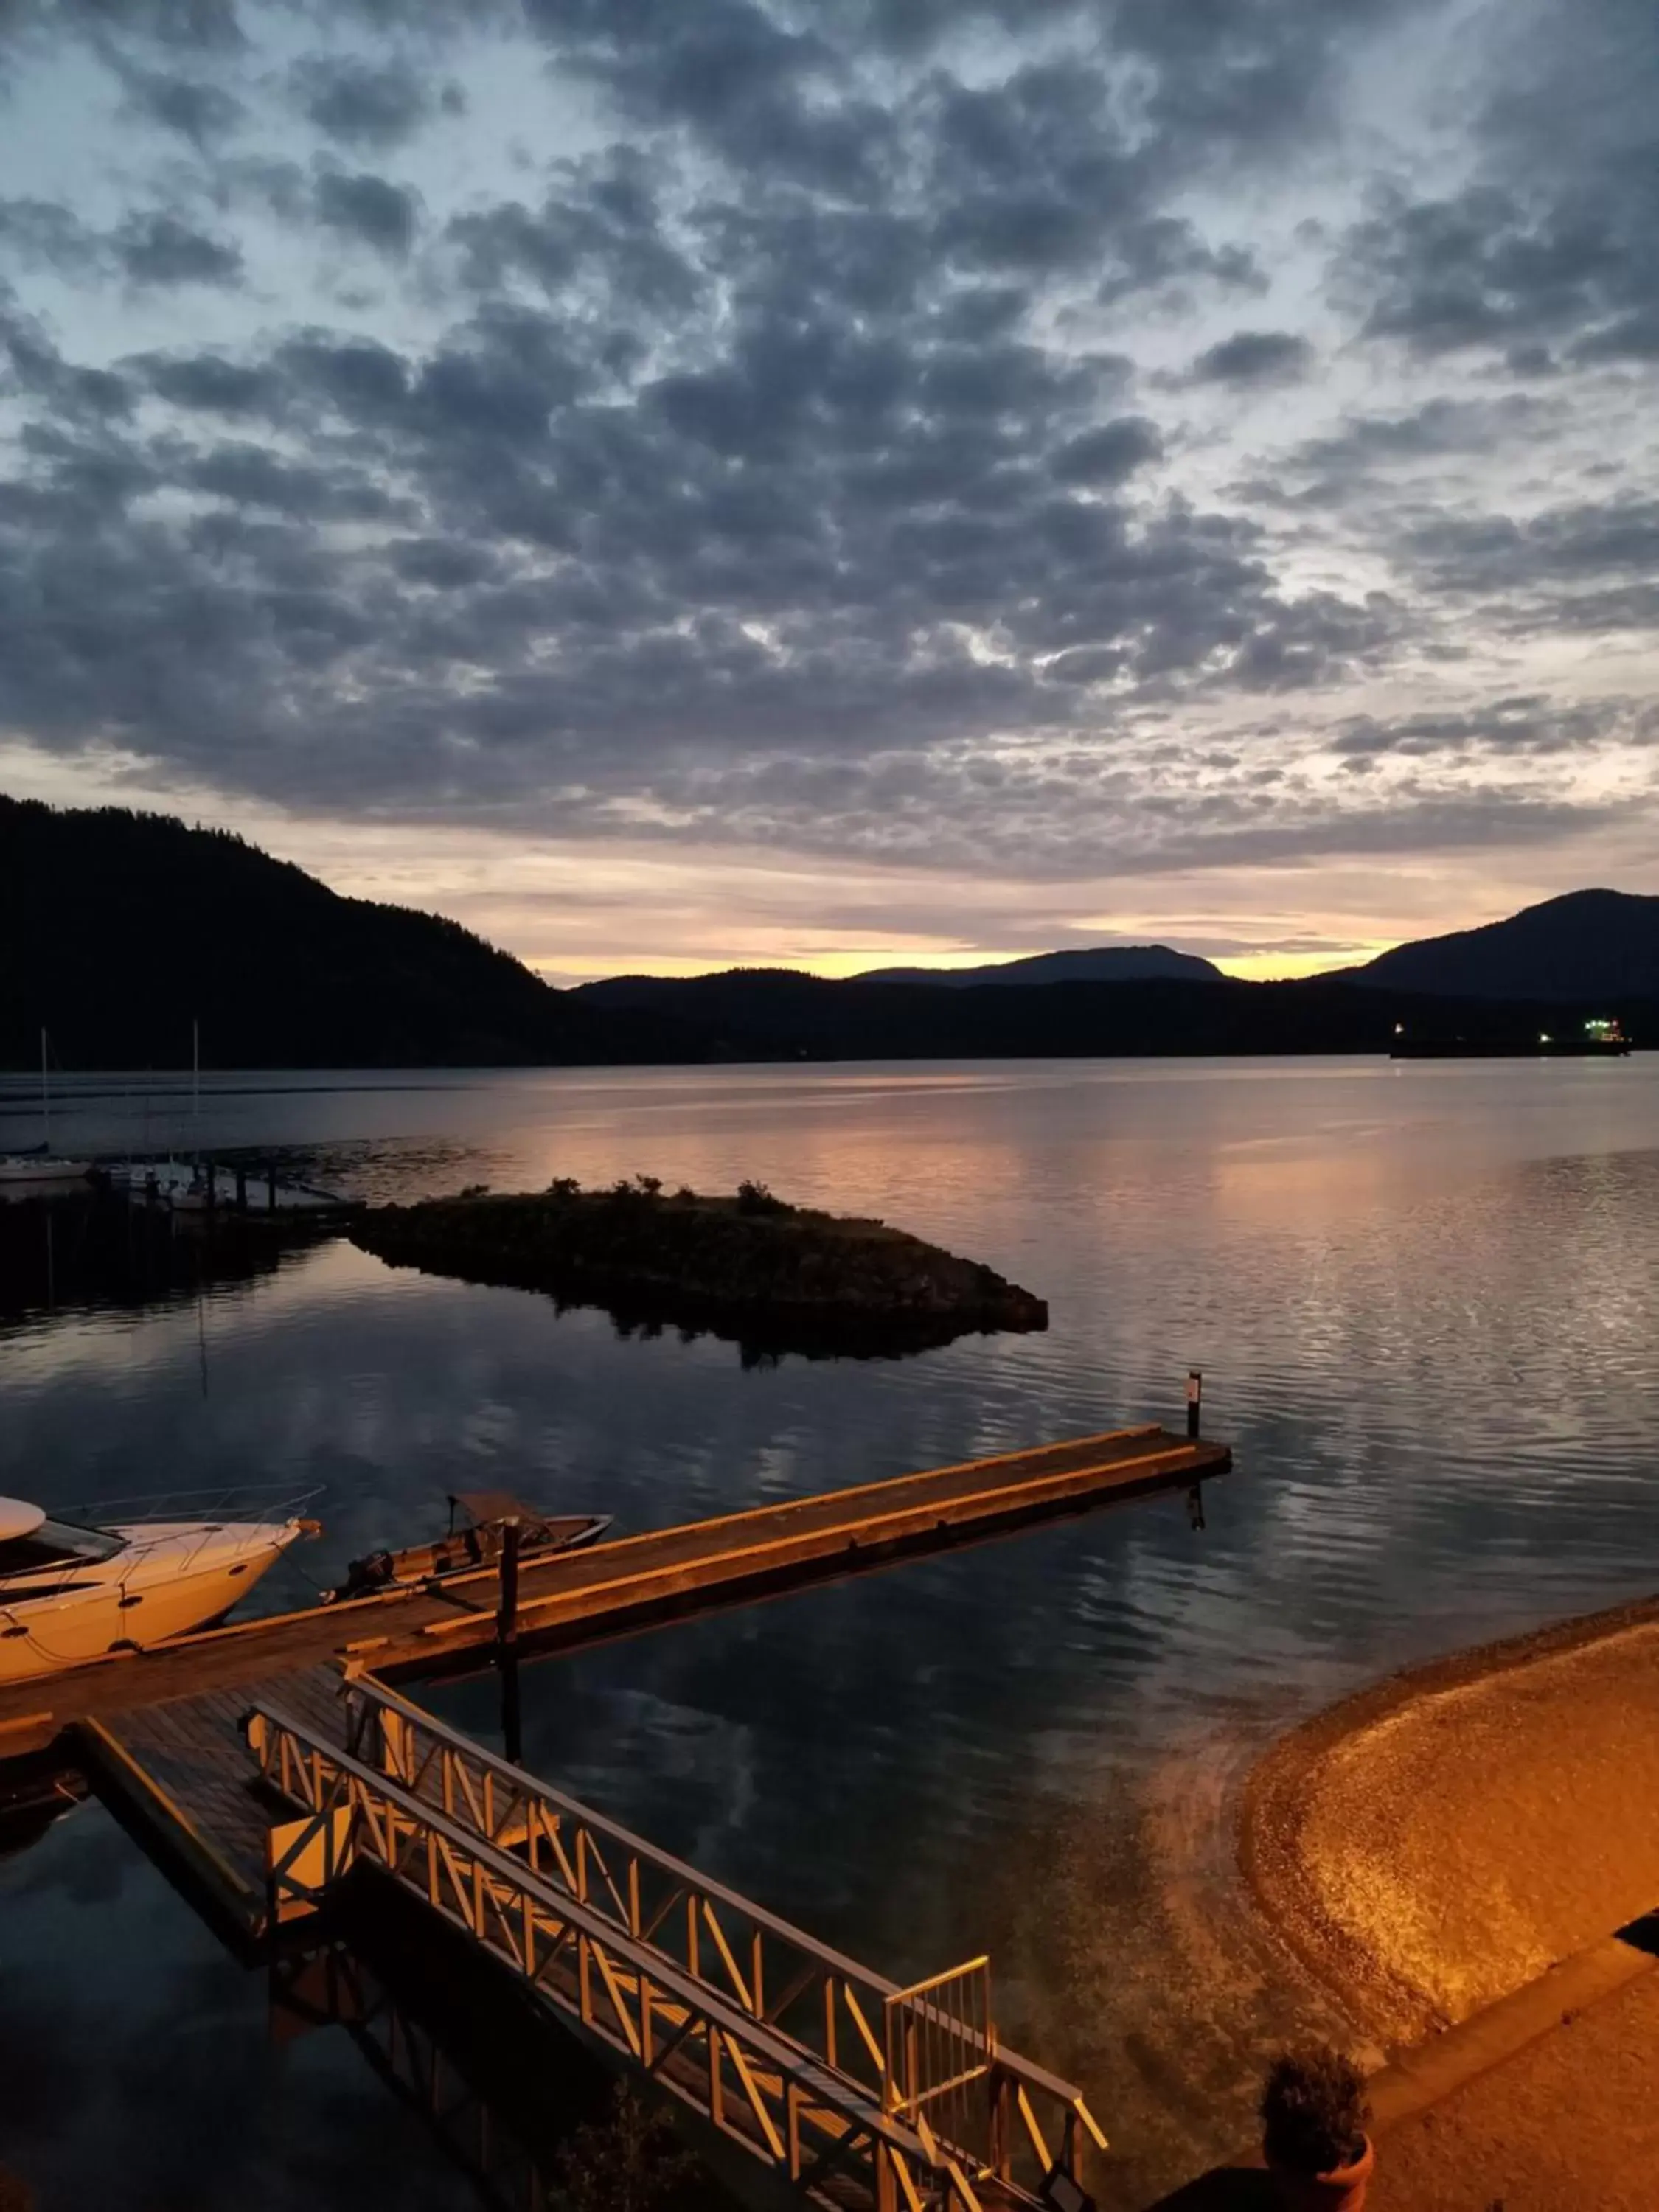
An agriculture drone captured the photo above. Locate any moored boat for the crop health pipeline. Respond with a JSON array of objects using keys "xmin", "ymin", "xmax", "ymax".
[
  {"xmin": 0, "ymin": 1031, "xmax": 91, "ymax": 1186},
  {"xmin": 0, "ymin": 1150, "xmax": 93, "ymax": 1187},
  {"xmin": 0, "ymin": 1495, "xmax": 316, "ymax": 1683},
  {"xmin": 104, "ymin": 1158, "xmax": 211, "ymax": 1208},
  {"xmin": 327, "ymin": 1489, "xmax": 612, "ymax": 1601}
]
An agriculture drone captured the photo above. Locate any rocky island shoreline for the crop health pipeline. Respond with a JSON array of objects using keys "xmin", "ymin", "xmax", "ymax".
[{"xmin": 351, "ymin": 1178, "xmax": 1048, "ymax": 1360}]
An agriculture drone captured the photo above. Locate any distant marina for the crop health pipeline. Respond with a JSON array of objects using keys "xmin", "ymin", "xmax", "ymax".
[{"xmin": 1389, "ymin": 1015, "xmax": 1632, "ymax": 1060}]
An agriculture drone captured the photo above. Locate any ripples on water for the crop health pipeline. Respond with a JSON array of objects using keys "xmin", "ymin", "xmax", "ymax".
[{"xmin": 1, "ymin": 1058, "xmax": 1657, "ymax": 2207}]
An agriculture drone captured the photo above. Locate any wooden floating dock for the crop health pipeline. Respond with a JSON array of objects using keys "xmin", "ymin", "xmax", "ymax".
[
  {"xmin": 32, "ymin": 1417, "xmax": 1232, "ymax": 2210},
  {"xmin": 0, "ymin": 1423, "xmax": 1228, "ymax": 1758},
  {"xmin": 79, "ymin": 1666, "xmax": 346, "ymax": 1944}
]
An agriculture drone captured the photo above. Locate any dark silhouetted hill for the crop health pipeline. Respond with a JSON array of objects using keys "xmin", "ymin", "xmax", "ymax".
[
  {"xmin": 572, "ymin": 965, "xmax": 1658, "ymax": 1057},
  {"xmin": 9, "ymin": 801, "xmax": 1654, "ymax": 1070},
  {"xmin": 0, "ymin": 796, "xmax": 694, "ymax": 1069},
  {"xmin": 854, "ymin": 946, "xmax": 1223, "ymax": 987},
  {"xmin": 1352, "ymin": 889, "xmax": 1659, "ymax": 1000}
]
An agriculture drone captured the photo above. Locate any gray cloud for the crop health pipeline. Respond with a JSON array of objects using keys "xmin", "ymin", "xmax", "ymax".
[
  {"xmin": 446, "ymin": 148, "xmax": 700, "ymax": 315},
  {"xmin": 131, "ymin": 349, "xmax": 281, "ymax": 415},
  {"xmin": 34, "ymin": 0, "xmax": 248, "ymax": 49},
  {"xmin": 0, "ymin": 270, "xmax": 1391, "ymax": 842},
  {"xmin": 181, "ymin": 438, "xmax": 414, "ymax": 521},
  {"xmin": 0, "ymin": 199, "xmax": 105, "ymax": 279},
  {"xmin": 1347, "ymin": 178, "xmax": 1659, "ymax": 364},
  {"xmin": 289, "ymin": 54, "xmax": 459, "ymax": 150},
  {"xmin": 113, "ymin": 209, "xmax": 243, "ymax": 286},
  {"xmin": 0, "ymin": 0, "xmax": 1653, "ymax": 895},
  {"xmin": 1406, "ymin": 495, "xmax": 1659, "ymax": 631},
  {"xmin": 1340, "ymin": 1, "xmax": 1659, "ymax": 366},
  {"xmin": 116, "ymin": 65, "xmax": 246, "ymax": 147},
  {"xmin": 1189, "ymin": 329, "xmax": 1314, "ymax": 386},
  {"xmin": 1290, "ymin": 394, "xmax": 1552, "ymax": 476},
  {"xmin": 313, "ymin": 168, "xmax": 422, "ymax": 259},
  {"xmin": 1, "ymin": 289, "xmax": 133, "ymax": 419},
  {"xmin": 524, "ymin": 0, "xmax": 1429, "ymax": 187},
  {"xmin": 0, "ymin": 200, "xmax": 242, "ymax": 288},
  {"xmin": 6, "ymin": 0, "xmax": 497, "ymax": 50},
  {"xmin": 1048, "ymin": 417, "xmax": 1164, "ymax": 487},
  {"xmin": 1329, "ymin": 695, "xmax": 1658, "ymax": 759},
  {"xmin": 1246, "ymin": 393, "xmax": 1565, "ymax": 513}
]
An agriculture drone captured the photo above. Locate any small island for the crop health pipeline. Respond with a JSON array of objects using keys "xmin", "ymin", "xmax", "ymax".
[{"xmin": 351, "ymin": 1178, "xmax": 1048, "ymax": 1360}]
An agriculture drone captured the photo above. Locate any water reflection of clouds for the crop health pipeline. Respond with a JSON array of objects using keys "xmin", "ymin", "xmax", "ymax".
[
  {"xmin": 4, "ymin": 1063, "xmax": 1659, "ymax": 2210},
  {"xmin": 0, "ymin": 1235, "xmax": 386, "ymax": 1382},
  {"xmin": 0, "ymin": 1803, "xmax": 472, "ymax": 2209}
]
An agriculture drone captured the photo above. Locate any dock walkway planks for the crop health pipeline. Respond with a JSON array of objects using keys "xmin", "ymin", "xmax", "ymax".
[
  {"xmin": 80, "ymin": 1666, "xmax": 351, "ymax": 1937},
  {"xmin": 0, "ymin": 1423, "xmax": 1229, "ymax": 1758}
]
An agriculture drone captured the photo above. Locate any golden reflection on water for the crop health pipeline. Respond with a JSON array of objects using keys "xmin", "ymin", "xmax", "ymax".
[{"xmin": 2, "ymin": 1058, "xmax": 1658, "ymax": 2210}]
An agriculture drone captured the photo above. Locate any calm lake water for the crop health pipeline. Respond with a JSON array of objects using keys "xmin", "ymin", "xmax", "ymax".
[{"xmin": 2, "ymin": 1057, "xmax": 1658, "ymax": 2209}]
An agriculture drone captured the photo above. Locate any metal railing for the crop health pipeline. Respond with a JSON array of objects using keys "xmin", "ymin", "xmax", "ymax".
[
  {"xmin": 274, "ymin": 1674, "xmax": 1102, "ymax": 2194},
  {"xmin": 247, "ymin": 1696, "xmax": 975, "ymax": 2212},
  {"xmin": 49, "ymin": 1481, "xmax": 322, "ymax": 1531},
  {"xmin": 886, "ymin": 1958, "xmax": 995, "ymax": 2179}
]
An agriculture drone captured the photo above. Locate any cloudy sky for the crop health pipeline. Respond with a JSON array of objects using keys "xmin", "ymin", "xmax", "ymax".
[{"xmin": 1, "ymin": 0, "xmax": 1655, "ymax": 979}]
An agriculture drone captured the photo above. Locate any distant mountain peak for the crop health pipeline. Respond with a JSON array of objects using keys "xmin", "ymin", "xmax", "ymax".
[
  {"xmin": 1356, "ymin": 886, "xmax": 1659, "ymax": 1001},
  {"xmin": 853, "ymin": 945, "xmax": 1224, "ymax": 988}
]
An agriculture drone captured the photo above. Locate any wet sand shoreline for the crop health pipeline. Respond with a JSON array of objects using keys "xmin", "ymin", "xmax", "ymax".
[{"xmin": 1240, "ymin": 1593, "xmax": 1659, "ymax": 2046}]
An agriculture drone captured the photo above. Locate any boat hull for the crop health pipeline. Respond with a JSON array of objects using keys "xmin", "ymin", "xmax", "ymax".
[
  {"xmin": 0, "ymin": 1158, "xmax": 91, "ymax": 1186},
  {"xmin": 0, "ymin": 1521, "xmax": 298, "ymax": 1683}
]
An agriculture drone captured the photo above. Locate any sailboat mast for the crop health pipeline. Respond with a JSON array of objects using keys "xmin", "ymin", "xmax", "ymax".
[
  {"xmin": 40, "ymin": 1027, "xmax": 49, "ymax": 1152},
  {"xmin": 192, "ymin": 1017, "xmax": 200, "ymax": 1165}
]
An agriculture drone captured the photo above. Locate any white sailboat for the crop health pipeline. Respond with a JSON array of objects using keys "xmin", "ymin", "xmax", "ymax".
[
  {"xmin": 0, "ymin": 1492, "xmax": 316, "ymax": 1683},
  {"xmin": 105, "ymin": 1020, "xmax": 211, "ymax": 1208},
  {"xmin": 0, "ymin": 1031, "xmax": 91, "ymax": 1186}
]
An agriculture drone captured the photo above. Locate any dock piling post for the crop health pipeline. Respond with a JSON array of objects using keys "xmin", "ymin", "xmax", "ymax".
[
  {"xmin": 498, "ymin": 1647, "xmax": 523, "ymax": 1765},
  {"xmin": 496, "ymin": 1518, "xmax": 521, "ymax": 1649},
  {"xmin": 235, "ymin": 1164, "xmax": 247, "ymax": 1213},
  {"xmin": 1186, "ymin": 1369, "xmax": 1202, "ymax": 1439}
]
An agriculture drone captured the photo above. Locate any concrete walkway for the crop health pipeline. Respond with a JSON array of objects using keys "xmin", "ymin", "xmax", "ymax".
[
  {"xmin": 1147, "ymin": 1930, "xmax": 1659, "ymax": 2208},
  {"xmin": 1368, "ymin": 1961, "xmax": 1659, "ymax": 2211}
]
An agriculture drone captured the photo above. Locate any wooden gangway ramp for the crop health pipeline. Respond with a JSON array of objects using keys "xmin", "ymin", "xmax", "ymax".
[
  {"xmin": 0, "ymin": 1422, "xmax": 1229, "ymax": 1758},
  {"xmin": 83, "ymin": 1666, "xmax": 1110, "ymax": 2212}
]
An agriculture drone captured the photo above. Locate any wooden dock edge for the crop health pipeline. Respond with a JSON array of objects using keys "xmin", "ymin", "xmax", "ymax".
[
  {"xmin": 0, "ymin": 1422, "xmax": 1231, "ymax": 1741},
  {"xmin": 411, "ymin": 1433, "xmax": 1232, "ymax": 1661},
  {"xmin": 0, "ymin": 1427, "xmax": 1192, "ymax": 1698},
  {"xmin": 77, "ymin": 1714, "xmax": 265, "ymax": 1935}
]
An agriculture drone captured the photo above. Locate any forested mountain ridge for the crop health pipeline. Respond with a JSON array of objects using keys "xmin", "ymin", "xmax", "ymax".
[
  {"xmin": 0, "ymin": 797, "xmax": 686, "ymax": 1069},
  {"xmin": 853, "ymin": 946, "xmax": 1223, "ymax": 987},
  {"xmin": 568, "ymin": 964, "xmax": 1656, "ymax": 1057},
  {"xmin": 1350, "ymin": 888, "xmax": 1659, "ymax": 1000},
  {"xmin": 6, "ymin": 798, "xmax": 1653, "ymax": 1069}
]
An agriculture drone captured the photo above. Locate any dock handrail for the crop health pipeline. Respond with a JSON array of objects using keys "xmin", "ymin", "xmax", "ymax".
[
  {"xmin": 333, "ymin": 1672, "xmax": 1106, "ymax": 2188},
  {"xmin": 246, "ymin": 1692, "xmax": 993, "ymax": 2212}
]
